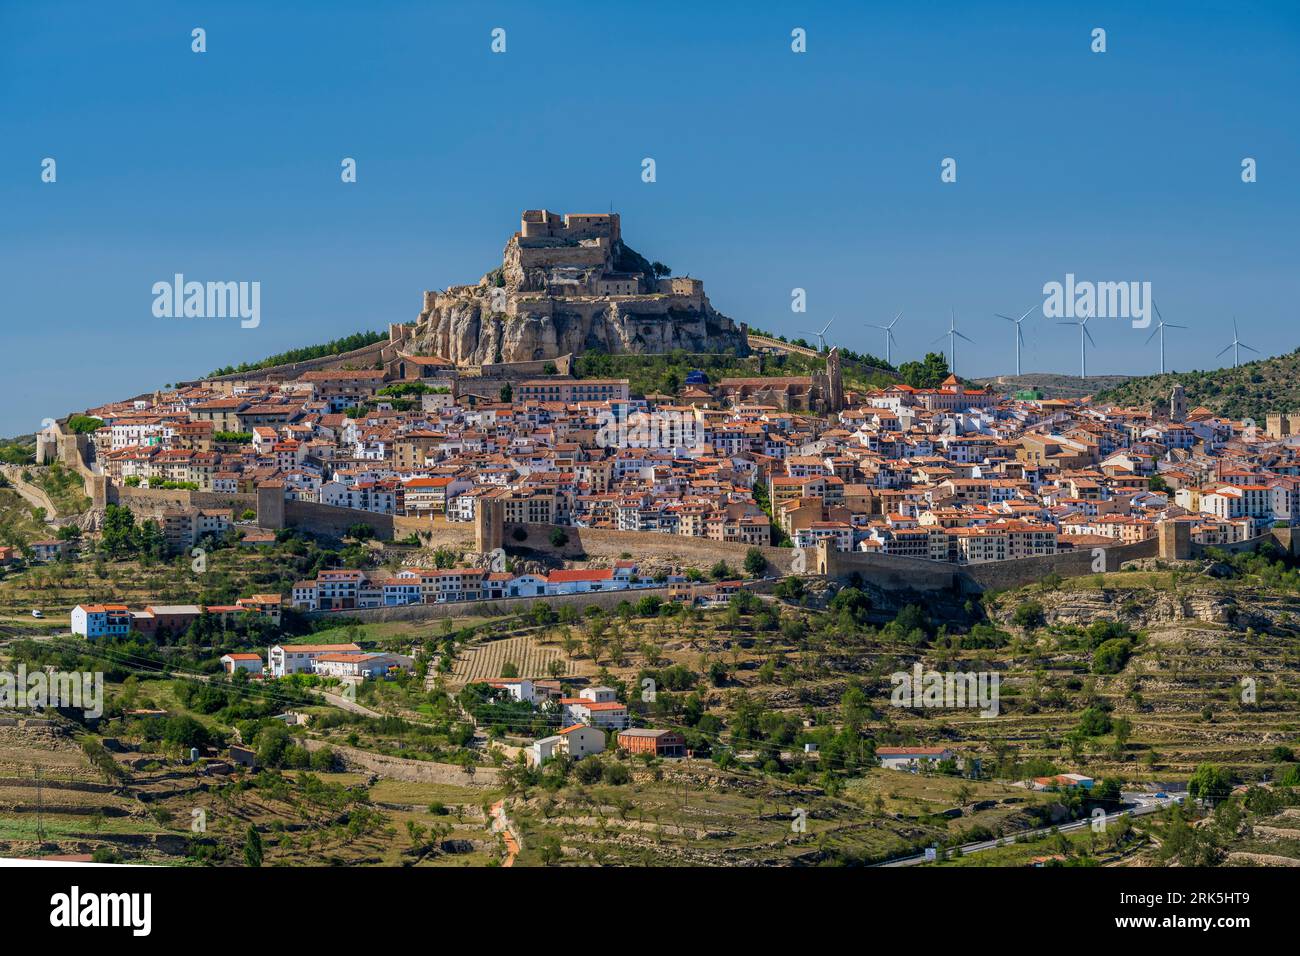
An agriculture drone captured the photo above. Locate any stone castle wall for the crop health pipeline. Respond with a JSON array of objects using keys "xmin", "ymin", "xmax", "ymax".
[{"xmin": 821, "ymin": 536, "xmax": 1161, "ymax": 594}]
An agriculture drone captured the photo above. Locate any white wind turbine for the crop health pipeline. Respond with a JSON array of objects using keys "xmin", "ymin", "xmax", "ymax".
[
  {"xmin": 867, "ymin": 311, "xmax": 903, "ymax": 365},
  {"xmin": 1058, "ymin": 308, "xmax": 1096, "ymax": 379},
  {"xmin": 803, "ymin": 317, "xmax": 834, "ymax": 353},
  {"xmin": 995, "ymin": 306, "xmax": 1035, "ymax": 376},
  {"xmin": 1145, "ymin": 300, "xmax": 1187, "ymax": 374},
  {"xmin": 931, "ymin": 309, "xmax": 974, "ymax": 377},
  {"xmin": 1216, "ymin": 317, "xmax": 1258, "ymax": 369}
]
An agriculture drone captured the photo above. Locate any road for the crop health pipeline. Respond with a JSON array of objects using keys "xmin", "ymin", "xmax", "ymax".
[{"xmin": 873, "ymin": 792, "xmax": 1184, "ymax": 867}]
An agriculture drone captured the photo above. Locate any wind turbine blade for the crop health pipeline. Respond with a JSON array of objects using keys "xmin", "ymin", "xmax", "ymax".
[
  {"xmin": 1017, "ymin": 327, "xmax": 1025, "ymax": 347},
  {"xmin": 954, "ymin": 331, "xmax": 975, "ymax": 344},
  {"xmin": 1056, "ymin": 321, "xmax": 1080, "ymax": 328},
  {"xmin": 996, "ymin": 314, "xmax": 1014, "ymax": 323},
  {"xmin": 1153, "ymin": 300, "xmax": 1164, "ymax": 325},
  {"xmin": 1144, "ymin": 327, "xmax": 1160, "ymax": 345},
  {"xmin": 1216, "ymin": 344, "xmax": 1234, "ymax": 358},
  {"xmin": 1018, "ymin": 307, "xmax": 1036, "ymax": 322},
  {"xmin": 1166, "ymin": 323, "xmax": 1187, "ymax": 329},
  {"xmin": 930, "ymin": 333, "xmax": 948, "ymax": 346},
  {"xmin": 1240, "ymin": 343, "xmax": 1259, "ymax": 353},
  {"xmin": 1084, "ymin": 326, "xmax": 1096, "ymax": 347}
]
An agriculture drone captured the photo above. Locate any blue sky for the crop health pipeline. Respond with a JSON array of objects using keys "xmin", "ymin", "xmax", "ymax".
[{"xmin": 2, "ymin": 0, "xmax": 1297, "ymax": 435}]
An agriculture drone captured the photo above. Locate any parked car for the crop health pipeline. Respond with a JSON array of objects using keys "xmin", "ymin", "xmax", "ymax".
[{"xmin": 31, "ymin": 609, "xmax": 44, "ymax": 619}]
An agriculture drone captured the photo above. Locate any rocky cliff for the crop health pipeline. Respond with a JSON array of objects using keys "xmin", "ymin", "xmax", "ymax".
[{"xmin": 407, "ymin": 210, "xmax": 748, "ymax": 365}]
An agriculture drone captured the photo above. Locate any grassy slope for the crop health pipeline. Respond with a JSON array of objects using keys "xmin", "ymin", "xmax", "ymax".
[{"xmin": 1094, "ymin": 348, "xmax": 1300, "ymax": 420}]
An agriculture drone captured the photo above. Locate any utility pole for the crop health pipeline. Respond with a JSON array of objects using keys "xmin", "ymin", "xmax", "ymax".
[{"xmin": 35, "ymin": 765, "xmax": 46, "ymax": 850}]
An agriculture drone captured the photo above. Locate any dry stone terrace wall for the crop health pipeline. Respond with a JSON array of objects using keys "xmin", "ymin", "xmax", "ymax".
[{"xmin": 303, "ymin": 739, "xmax": 501, "ymax": 787}]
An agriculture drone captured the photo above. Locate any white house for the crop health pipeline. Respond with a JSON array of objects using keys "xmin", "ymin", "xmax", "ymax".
[
  {"xmin": 530, "ymin": 724, "xmax": 606, "ymax": 766},
  {"xmin": 488, "ymin": 678, "xmax": 537, "ymax": 703},
  {"xmin": 561, "ymin": 696, "xmax": 629, "ymax": 730},
  {"xmin": 875, "ymin": 746, "xmax": 955, "ymax": 771},
  {"xmin": 220, "ymin": 652, "xmax": 263, "ymax": 675},
  {"xmin": 267, "ymin": 642, "xmax": 362, "ymax": 677},
  {"xmin": 312, "ymin": 652, "xmax": 414, "ymax": 680},
  {"xmin": 71, "ymin": 604, "xmax": 132, "ymax": 639}
]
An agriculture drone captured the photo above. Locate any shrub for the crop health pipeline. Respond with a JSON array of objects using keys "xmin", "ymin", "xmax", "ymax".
[{"xmin": 1012, "ymin": 600, "xmax": 1045, "ymax": 629}]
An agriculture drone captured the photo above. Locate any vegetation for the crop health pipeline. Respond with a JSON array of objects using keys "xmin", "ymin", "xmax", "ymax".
[
  {"xmin": 208, "ymin": 330, "xmax": 388, "ymax": 377},
  {"xmin": 575, "ymin": 346, "xmax": 898, "ymax": 398},
  {"xmin": 1095, "ymin": 346, "xmax": 1300, "ymax": 421}
]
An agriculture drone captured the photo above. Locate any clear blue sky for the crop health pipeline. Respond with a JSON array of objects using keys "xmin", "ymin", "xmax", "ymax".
[{"xmin": 2, "ymin": 0, "xmax": 1297, "ymax": 436}]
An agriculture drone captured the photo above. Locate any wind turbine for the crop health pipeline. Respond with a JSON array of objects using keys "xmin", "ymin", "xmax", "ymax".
[
  {"xmin": 1145, "ymin": 300, "xmax": 1187, "ymax": 374},
  {"xmin": 803, "ymin": 317, "xmax": 834, "ymax": 353},
  {"xmin": 995, "ymin": 306, "xmax": 1035, "ymax": 377},
  {"xmin": 1216, "ymin": 318, "xmax": 1258, "ymax": 369},
  {"xmin": 931, "ymin": 309, "xmax": 974, "ymax": 377},
  {"xmin": 867, "ymin": 311, "xmax": 903, "ymax": 365},
  {"xmin": 1058, "ymin": 309, "xmax": 1096, "ymax": 379}
]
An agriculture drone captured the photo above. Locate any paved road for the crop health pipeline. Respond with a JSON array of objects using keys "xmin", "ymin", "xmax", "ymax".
[
  {"xmin": 317, "ymin": 688, "xmax": 383, "ymax": 719},
  {"xmin": 874, "ymin": 793, "xmax": 1183, "ymax": 867}
]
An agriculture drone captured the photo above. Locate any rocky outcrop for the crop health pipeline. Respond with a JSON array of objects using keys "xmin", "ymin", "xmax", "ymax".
[{"xmin": 407, "ymin": 211, "xmax": 748, "ymax": 365}]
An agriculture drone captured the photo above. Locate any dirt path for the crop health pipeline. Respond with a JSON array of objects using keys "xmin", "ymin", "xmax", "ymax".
[{"xmin": 489, "ymin": 799, "xmax": 520, "ymax": 866}]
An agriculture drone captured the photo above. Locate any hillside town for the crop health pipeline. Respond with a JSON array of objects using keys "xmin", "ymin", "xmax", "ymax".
[{"xmin": 38, "ymin": 360, "xmax": 1300, "ymax": 575}]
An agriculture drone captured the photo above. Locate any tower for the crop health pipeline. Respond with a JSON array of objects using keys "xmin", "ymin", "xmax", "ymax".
[
  {"xmin": 825, "ymin": 347, "xmax": 844, "ymax": 413},
  {"xmin": 1169, "ymin": 384, "xmax": 1186, "ymax": 423},
  {"xmin": 475, "ymin": 496, "xmax": 504, "ymax": 553}
]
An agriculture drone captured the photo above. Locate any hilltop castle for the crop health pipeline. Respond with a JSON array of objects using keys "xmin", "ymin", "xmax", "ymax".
[{"xmin": 408, "ymin": 209, "xmax": 748, "ymax": 366}]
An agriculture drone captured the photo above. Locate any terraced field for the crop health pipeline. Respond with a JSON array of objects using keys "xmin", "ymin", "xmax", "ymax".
[{"xmin": 448, "ymin": 634, "xmax": 580, "ymax": 687}]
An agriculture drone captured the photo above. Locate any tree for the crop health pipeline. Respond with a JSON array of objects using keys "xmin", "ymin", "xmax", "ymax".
[
  {"xmin": 499, "ymin": 383, "xmax": 513, "ymax": 403},
  {"xmin": 66, "ymin": 415, "xmax": 104, "ymax": 434},
  {"xmin": 1188, "ymin": 764, "xmax": 1234, "ymax": 806},
  {"xmin": 897, "ymin": 352, "xmax": 951, "ymax": 389},
  {"xmin": 99, "ymin": 504, "xmax": 137, "ymax": 557},
  {"xmin": 829, "ymin": 587, "xmax": 872, "ymax": 624},
  {"xmin": 743, "ymin": 548, "xmax": 768, "ymax": 577},
  {"xmin": 1092, "ymin": 638, "xmax": 1132, "ymax": 675},
  {"xmin": 1111, "ymin": 717, "xmax": 1132, "ymax": 758},
  {"xmin": 548, "ymin": 528, "xmax": 569, "ymax": 548},
  {"xmin": 1012, "ymin": 600, "xmax": 1045, "ymax": 629},
  {"xmin": 1077, "ymin": 705, "xmax": 1112, "ymax": 737},
  {"xmin": 243, "ymin": 825, "xmax": 263, "ymax": 867},
  {"xmin": 651, "ymin": 261, "xmax": 672, "ymax": 278},
  {"xmin": 539, "ymin": 836, "xmax": 562, "ymax": 865}
]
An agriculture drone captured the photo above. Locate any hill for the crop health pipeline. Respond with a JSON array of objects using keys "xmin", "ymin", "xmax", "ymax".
[
  {"xmin": 1093, "ymin": 349, "xmax": 1300, "ymax": 420},
  {"xmin": 973, "ymin": 373, "xmax": 1133, "ymax": 400}
]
